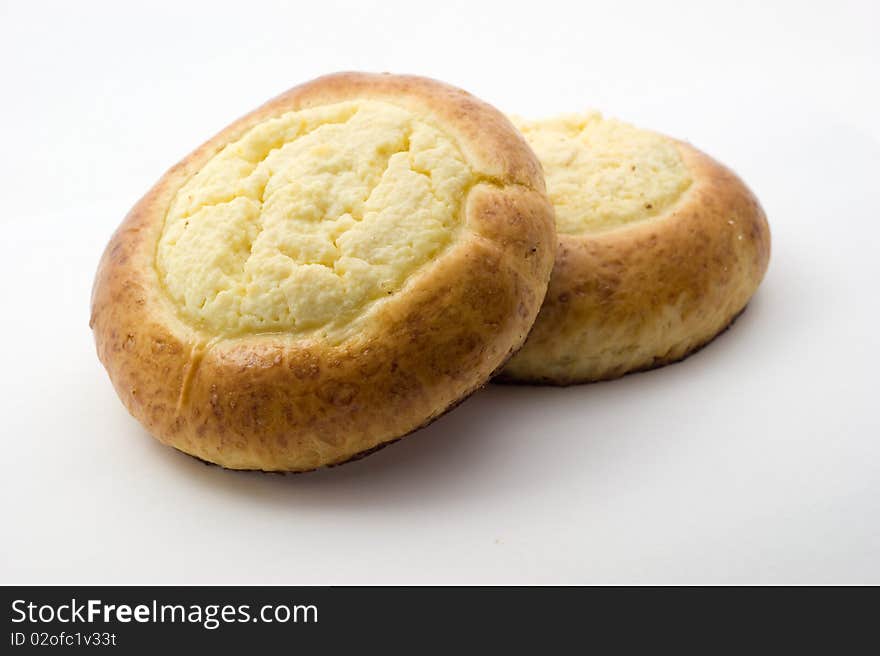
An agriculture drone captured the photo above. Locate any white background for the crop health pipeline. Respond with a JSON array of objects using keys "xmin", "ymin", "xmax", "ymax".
[{"xmin": 1, "ymin": 0, "xmax": 878, "ymax": 584}]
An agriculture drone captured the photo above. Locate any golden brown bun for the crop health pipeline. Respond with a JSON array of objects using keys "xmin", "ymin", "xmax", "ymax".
[
  {"xmin": 499, "ymin": 142, "xmax": 770, "ymax": 384},
  {"xmin": 90, "ymin": 73, "xmax": 555, "ymax": 471}
]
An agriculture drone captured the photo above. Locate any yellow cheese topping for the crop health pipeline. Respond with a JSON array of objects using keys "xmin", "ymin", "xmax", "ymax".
[
  {"xmin": 157, "ymin": 100, "xmax": 473, "ymax": 336},
  {"xmin": 512, "ymin": 113, "xmax": 691, "ymax": 234}
]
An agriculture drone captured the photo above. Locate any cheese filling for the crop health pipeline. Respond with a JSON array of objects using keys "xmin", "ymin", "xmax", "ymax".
[
  {"xmin": 512, "ymin": 113, "xmax": 691, "ymax": 234},
  {"xmin": 157, "ymin": 100, "xmax": 473, "ymax": 336}
]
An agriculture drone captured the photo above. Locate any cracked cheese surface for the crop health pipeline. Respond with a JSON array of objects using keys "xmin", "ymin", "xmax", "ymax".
[
  {"xmin": 157, "ymin": 100, "xmax": 473, "ymax": 336},
  {"xmin": 512, "ymin": 113, "xmax": 692, "ymax": 234}
]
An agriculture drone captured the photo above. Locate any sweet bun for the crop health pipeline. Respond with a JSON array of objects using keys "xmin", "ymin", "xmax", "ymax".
[
  {"xmin": 91, "ymin": 72, "xmax": 556, "ymax": 471},
  {"xmin": 499, "ymin": 113, "xmax": 770, "ymax": 384}
]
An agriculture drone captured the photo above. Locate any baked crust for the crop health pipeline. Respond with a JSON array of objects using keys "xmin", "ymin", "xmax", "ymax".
[
  {"xmin": 499, "ymin": 141, "xmax": 770, "ymax": 384},
  {"xmin": 90, "ymin": 73, "xmax": 555, "ymax": 471}
]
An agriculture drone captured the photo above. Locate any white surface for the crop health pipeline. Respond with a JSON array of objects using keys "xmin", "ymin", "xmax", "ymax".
[{"xmin": 1, "ymin": 0, "xmax": 878, "ymax": 584}]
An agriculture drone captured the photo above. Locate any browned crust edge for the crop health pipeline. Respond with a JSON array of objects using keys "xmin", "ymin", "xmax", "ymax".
[
  {"xmin": 173, "ymin": 317, "xmax": 531, "ymax": 474},
  {"xmin": 494, "ymin": 303, "xmax": 749, "ymax": 387}
]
